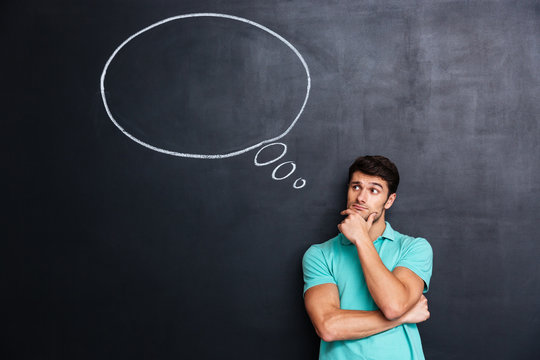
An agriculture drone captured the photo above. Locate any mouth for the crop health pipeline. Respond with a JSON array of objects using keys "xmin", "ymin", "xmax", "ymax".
[{"xmin": 352, "ymin": 204, "xmax": 368, "ymax": 211}]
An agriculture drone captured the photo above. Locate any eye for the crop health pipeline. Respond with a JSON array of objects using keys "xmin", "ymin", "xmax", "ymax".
[
  {"xmin": 371, "ymin": 188, "xmax": 380, "ymax": 194},
  {"xmin": 352, "ymin": 185, "xmax": 360, "ymax": 190}
]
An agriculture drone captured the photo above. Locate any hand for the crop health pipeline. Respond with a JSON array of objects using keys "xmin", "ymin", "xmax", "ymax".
[
  {"xmin": 337, "ymin": 208, "xmax": 377, "ymax": 245},
  {"xmin": 398, "ymin": 295, "xmax": 430, "ymax": 324}
]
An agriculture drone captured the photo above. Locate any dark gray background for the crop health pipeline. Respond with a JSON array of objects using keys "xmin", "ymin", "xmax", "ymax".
[{"xmin": 4, "ymin": 1, "xmax": 540, "ymax": 359}]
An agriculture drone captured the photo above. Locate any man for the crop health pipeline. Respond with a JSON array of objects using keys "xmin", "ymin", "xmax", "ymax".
[{"xmin": 302, "ymin": 155, "xmax": 433, "ymax": 359}]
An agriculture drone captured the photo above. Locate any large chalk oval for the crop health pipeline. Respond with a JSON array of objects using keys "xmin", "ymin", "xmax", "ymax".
[{"xmin": 101, "ymin": 13, "xmax": 310, "ymax": 159}]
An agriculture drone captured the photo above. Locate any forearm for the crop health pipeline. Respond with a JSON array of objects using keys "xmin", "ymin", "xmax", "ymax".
[
  {"xmin": 319, "ymin": 308, "xmax": 403, "ymax": 342},
  {"xmin": 355, "ymin": 241, "xmax": 414, "ymax": 319}
]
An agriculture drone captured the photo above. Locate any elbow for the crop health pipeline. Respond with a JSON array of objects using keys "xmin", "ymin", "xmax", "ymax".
[
  {"xmin": 317, "ymin": 328, "xmax": 338, "ymax": 343},
  {"xmin": 315, "ymin": 317, "xmax": 339, "ymax": 342},
  {"xmin": 380, "ymin": 303, "xmax": 408, "ymax": 321}
]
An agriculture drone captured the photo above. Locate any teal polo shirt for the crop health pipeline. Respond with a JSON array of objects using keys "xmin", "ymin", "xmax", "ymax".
[{"xmin": 302, "ymin": 222, "xmax": 433, "ymax": 360}]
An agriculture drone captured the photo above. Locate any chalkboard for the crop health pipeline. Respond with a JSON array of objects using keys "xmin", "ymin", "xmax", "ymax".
[{"xmin": 4, "ymin": 1, "xmax": 540, "ymax": 359}]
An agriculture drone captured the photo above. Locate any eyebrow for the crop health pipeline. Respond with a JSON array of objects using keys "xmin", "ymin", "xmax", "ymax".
[{"xmin": 350, "ymin": 181, "xmax": 384, "ymax": 189}]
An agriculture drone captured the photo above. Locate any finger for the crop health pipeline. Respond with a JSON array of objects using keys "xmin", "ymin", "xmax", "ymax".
[
  {"xmin": 340, "ymin": 209, "xmax": 356, "ymax": 216},
  {"xmin": 366, "ymin": 212, "xmax": 377, "ymax": 227}
]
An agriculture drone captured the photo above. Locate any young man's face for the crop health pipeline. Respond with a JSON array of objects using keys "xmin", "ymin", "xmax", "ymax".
[{"xmin": 346, "ymin": 171, "xmax": 396, "ymax": 223}]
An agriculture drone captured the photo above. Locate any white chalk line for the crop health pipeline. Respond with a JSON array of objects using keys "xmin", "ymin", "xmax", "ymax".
[
  {"xmin": 272, "ymin": 161, "xmax": 296, "ymax": 180},
  {"xmin": 254, "ymin": 142, "xmax": 287, "ymax": 166},
  {"xmin": 100, "ymin": 13, "xmax": 311, "ymax": 159},
  {"xmin": 293, "ymin": 178, "xmax": 307, "ymax": 189},
  {"xmin": 254, "ymin": 142, "xmax": 306, "ymax": 189}
]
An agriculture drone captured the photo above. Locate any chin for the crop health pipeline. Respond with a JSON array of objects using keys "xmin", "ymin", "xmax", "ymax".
[{"xmin": 367, "ymin": 210, "xmax": 384, "ymax": 223}]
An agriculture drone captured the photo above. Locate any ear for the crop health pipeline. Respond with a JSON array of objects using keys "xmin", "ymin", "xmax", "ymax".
[{"xmin": 384, "ymin": 193, "xmax": 396, "ymax": 210}]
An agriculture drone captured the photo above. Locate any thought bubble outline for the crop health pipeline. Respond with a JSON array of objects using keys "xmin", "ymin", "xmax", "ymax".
[{"xmin": 100, "ymin": 13, "xmax": 311, "ymax": 159}]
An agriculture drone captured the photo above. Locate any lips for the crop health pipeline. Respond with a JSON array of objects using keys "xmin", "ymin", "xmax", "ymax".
[{"xmin": 352, "ymin": 204, "xmax": 368, "ymax": 211}]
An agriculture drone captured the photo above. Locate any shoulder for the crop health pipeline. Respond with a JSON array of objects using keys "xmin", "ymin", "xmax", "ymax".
[
  {"xmin": 402, "ymin": 234, "xmax": 431, "ymax": 251},
  {"xmin": 392, "ymin": 226, "xmax": 431, "ymax": 250},
  {"xmin": 391, "ymin": 227, "xmax": 434, "ymax": 290},
  {"xmin": 390, "ymin": 227, "xmax": 433, "ymax": 261},
  {"xmin": 302, "ymin": 234, "xmax": 341, "ymax": 262}
]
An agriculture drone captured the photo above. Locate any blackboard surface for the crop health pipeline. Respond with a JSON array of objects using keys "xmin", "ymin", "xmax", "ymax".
[{"xmin": 4, "ymin": 1, "xmax": 540, "ymax": 359}]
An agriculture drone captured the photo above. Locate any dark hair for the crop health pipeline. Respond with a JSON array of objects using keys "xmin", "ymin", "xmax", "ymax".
[{"xmin": 348, "ymin": 155, "xmax": 400, "ymax": 194}]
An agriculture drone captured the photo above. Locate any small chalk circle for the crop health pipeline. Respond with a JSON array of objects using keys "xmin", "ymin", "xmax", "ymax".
[
  {"xmin": 293, "ymin": 178, "xmax": 307, "ymax": 189},
  {"xmin": 272, "ymin": 161, "xmax": 296, "ymax": 180}
]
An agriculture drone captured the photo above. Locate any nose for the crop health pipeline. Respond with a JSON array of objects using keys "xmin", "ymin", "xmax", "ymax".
[{"xmin": 356, "ymin": 189, "xmax": 368, "ymax": 203}]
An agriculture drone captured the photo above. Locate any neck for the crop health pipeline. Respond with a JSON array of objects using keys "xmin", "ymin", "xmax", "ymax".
[{"xmin": 368, "ymin": 216, "xmax": 386, "ymax": 242}]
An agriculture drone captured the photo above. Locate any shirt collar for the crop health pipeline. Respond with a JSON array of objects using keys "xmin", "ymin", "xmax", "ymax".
[{"xmin": 340, "ymin": 221, "xmax": 396, "ymax": 245}]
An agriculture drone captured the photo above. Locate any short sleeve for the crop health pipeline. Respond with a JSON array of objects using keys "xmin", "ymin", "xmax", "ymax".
[
  {"xmin": 395, "ymin": 237, "xmax": 433, "ymax": 293},
  {"xmin": 302, "ymin": 245, "xmax": 336, "ymax": 295}
]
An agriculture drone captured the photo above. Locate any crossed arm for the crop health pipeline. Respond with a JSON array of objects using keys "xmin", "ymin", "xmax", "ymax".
[
  {"xmin": 304, "ymin": 279, "xmax": 429, "ymax": 342},
  {"xmin": 355, "ymin": 244, "xmax": 426, "ymax": 320}
]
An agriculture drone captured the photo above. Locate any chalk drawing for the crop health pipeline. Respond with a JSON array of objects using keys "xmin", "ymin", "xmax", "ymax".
[
  {"xmin": 101, "ymin": 13, "xmax": 310, "ymax": 188},
  {"xmin": 293, "ymin": 178, "xmax": 307, "ymax": 189},
  {"xmin": 100, "ymin": 13, "xmax": 311, "ymax": 160},
  {"xmin": 254, "ymin": 143, "xmax": 287, "ymax": 166},
  {"xmin": 272, "ymin": 161, "xmax": 296, "ymax": 180},
  {"xmin": 253, "ymin": 142, "xmax": 306, "ymax": 189}
]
